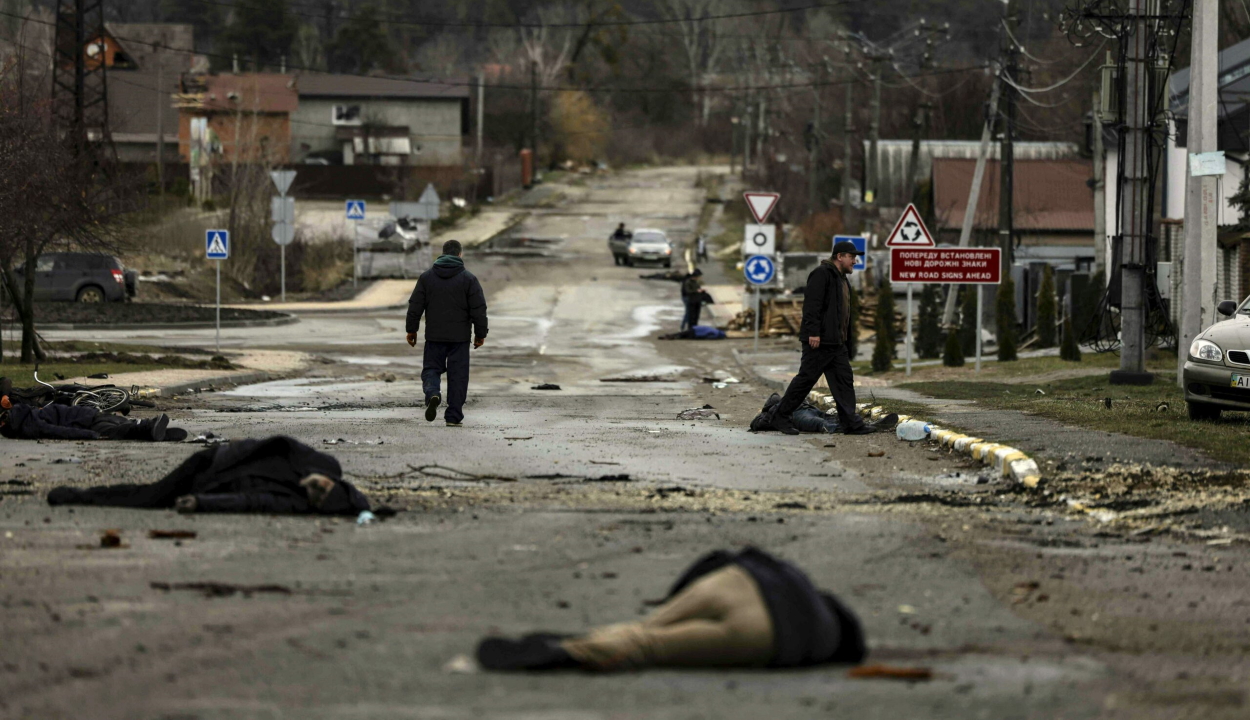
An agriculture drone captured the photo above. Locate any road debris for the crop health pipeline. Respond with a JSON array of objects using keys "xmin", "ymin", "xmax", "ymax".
[
  {"xmin": 848, "ymin": 665, "xmax": 933, "ymax": 681},
  {"xmin": 148, "ymin": 530, "xmax": 197, "ymax": 540},
  {"xmin": 867, "ymin": 450, "xmax": 885, "ymax": 458},
  {"xmin": 323, "ymin": 438, "xmax": 384, "ymax": 446},
  {"xmin": 89, "ymin": 529, "xmax": 127, "ymax": 549},
  {"xmin": 531, "ymin": 384, "xmax": 562, "ymax": 390},
  {"xmin": 150, "ymin": 581, "xmax": 293, "ymax": 598},
  {"xmin": 600, "ymin": 375, "xmax": 679, "ymax": 382},
  {"xmin": 364, "ymin": 372, "xmax": 397, "ymax": 382},
  {"xmin": 677, "ymin": 405, "xmax": 720, "ymax": 420}
]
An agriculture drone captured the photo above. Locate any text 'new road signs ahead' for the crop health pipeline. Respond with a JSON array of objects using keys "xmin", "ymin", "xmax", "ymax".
[
  {"xmin": 834, "ymin": 235, "xmax": 867, "ymax": 270},
  {"xmin": 890, "ymin": 247, "xmax": 1001, "ymax": 285},
  {"xmin": 884, "ymin": 203, "xmax": 935, "ymax": 248},
  {"xmin": 206, "ymin": 230, "xmax": 229, "ymax": 259},
  {"xmin": 744, "ymin": 255, "xmax": 776, "ymax": 285},
  {"xmin": 345, "ymin": 200, "xmax": 367, "ymax": 220},
  {"xmin": 743, "ymin": 191, "xmax": 780, "ymax": 224},
  {"xmin": 743, "ymin": 223, "xmax": 776, "ymax": 256}
]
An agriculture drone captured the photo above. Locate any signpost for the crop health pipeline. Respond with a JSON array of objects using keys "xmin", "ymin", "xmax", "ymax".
[
  {"xmin": 884, "ymin": 204, "xmax": 936, "ymax": 376},
  {"xmin": 206, "ymin": 229, "xmax": 229, "ymax": 353},
  {"xmin": 890, "ymin": 245, "xmax": 1002, "ymax": 373},
  {"xmin": 745, "ymin": 255, "xmax": 775, "ymax": 351},
  {"xmin": 270, "ymin": 171, "xmax": 297, "ymax": 302},
  {"xmin": 742, "ymin": 224, "xmax": 776, "ymax": 256},
  {"xmin": 346, "ymin": 200, "xmax": 366, "ymax": 287}
]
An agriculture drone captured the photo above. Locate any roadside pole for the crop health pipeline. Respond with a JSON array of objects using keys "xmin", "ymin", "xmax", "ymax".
[
  {"xmin": 905, "ymin": 283, "xmax": 913, "ymax": 376},
  {"xmin": 976, "ymin": 286, "xmax": 983, "ymax": 372},
  {"xmin": 206, "ymin": 230, "xmax": 229, "ymax": 354},
  {"xmin": 270, "ymin": 171, "xmax": 297, "ymax": 303},
  {"xmin": 754, "ymin": 285, "xmax": 761, "ymax": 352},
  {"xmin": 346, "ymin": 200, "xmax": 367, "ymax": 289},
  {"xmin": 744, "ymin": 254, "xmax": 776, "ymax": 352}
]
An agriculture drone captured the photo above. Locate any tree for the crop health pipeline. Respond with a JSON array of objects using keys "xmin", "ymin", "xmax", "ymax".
[
  {"xmin": 943, "ymin": 328, "xmax": 965, "ymax": 367},
  {"xmin": 1060, "ymin": 313, "xmax": 1082, "ymax": 362},
  {"xmin": 326, "ymin": 2, "xmax": 402, "ymax": 74},
  {"xmin": 655, "ymin": 0, "xmax": 732, "ymax": 127},
  {"xmin": 1036, "ymin": 264, "xmax": 1057, "ymax": 348},
  {"xmin": 549, "ymin": 90, "xmax": 610, "ymax": 164},
  {"xmin": 917, "ymin": 284, "xmax": 941, "ymax": 358},
  {"xmin": 160, "ymin": 0, "xmax": 222, "ymax": 51},
  {"xmin": 877, "ymin": 278, "xmax": 897, "ymax": 358},
  {"xmin": 959, "ymin": 285, "xmax": 978, "ymax": 356},
  {"xmin": 221, "ymin": 0, "xmax": 298, "ymax": 71},
  {"xmin": 996, "ymin": 278, "xmax": 1018, "ymax": 362}
]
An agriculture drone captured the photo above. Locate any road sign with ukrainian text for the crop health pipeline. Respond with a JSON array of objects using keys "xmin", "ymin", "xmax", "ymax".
[
  {"xmin": 834, "ymin": 235, "xmax": 867, "ymax": 270},
  {"xmin": 346, "ymin": 200, "xmax": 367, "ymax": 220},
  {"xmin": 743, "ymin": 191, "xmax": 780, "ymax": 224},
  {"xmin": 206, "ymin": 229, "xmax": 229, "ymax": 260},
  {"xmin": 890, "ymin": 247, "xmax": 1001, "ymax": 285},
  {"xmin": 884, "ymin": 203, "xmax": 935, "ymax": 248},
  {"xmin": 744, "ymin": 255, "xmax": 776, "ymax": 285}
]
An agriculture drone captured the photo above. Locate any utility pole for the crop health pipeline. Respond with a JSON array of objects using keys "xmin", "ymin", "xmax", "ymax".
[
  {"xmin": 156, "ymin": 52, "xmax": 165, "ymax": 198},
  {"xmin": 866, "ymin": 58, "xmax": 883, "ymax": 207},
  {"xmin": 743, "ymin": 96, "xmax": 753, "ymax": 176},
  {"xmin": 842, "ymin": 80, "xmax": 854, "ymax": 212},
  {"xmin": 807, "ymin": 74, "xmax": 822, "ymax": 214},
  {"xmin": 905, "ymin": 102, "xmax": 931, "ymax": 205},
  {"xmin": 1179, "ymin": 0, "xmax": 1219, "ymax": 387},
  {"xmin": 942, "ymin": 79, "xmax": 1000, "ymax": 326},
  {"xmin": 476, "ymin": 71, "xmax": 485, "ymax": 165},
  {"xmin": 1111, "ymin": 0, "xmax": 1153, "ymax": 385},
  {"xmin": 1092, "ymin": 87, "xmax": 1105, "ymax": 279},
  {"xmin": 530, "ymin": 60, "xmax": 538, "ymax": 159},
  {"xmin": 998, "ymin": 37, "xmax": 1018, "ymax": 276}
]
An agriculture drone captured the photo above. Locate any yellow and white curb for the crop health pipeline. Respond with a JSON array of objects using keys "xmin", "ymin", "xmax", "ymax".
[{"xmin": 806, "ymin": 390, "xmax": 1043, "ymax": 488}]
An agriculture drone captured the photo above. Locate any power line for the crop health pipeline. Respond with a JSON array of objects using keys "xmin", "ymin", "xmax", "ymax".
[{"xmin": 1000, "ymin": 39, "xmax": 1106, "ymax": 94}]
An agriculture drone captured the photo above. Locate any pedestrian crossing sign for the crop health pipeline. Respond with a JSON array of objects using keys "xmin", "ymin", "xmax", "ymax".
[
  {"xmin": 345, "ymin": 200, "xmax": 367, "ymax": 220},
  {"xmin": 205, "ymin": 230, "xmax": 229, "ymax": 260}
]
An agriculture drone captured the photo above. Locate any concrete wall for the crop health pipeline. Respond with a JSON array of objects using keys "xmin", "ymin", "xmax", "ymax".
[{"xmin": 290, "ymin": 98, "xmax": 463, "ymax": 166}]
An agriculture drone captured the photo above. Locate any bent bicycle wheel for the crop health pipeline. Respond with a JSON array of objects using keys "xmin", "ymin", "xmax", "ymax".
[{"xmin": 72, "ymin": 387, "xmax": 130, "ymax": 413}]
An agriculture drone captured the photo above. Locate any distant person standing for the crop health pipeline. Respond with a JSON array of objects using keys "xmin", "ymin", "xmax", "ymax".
[
  {"xmin": 771, "ymin": 241, "xmax": 873, "ymax": 436},
  {"xmin": 406, "ymin": 240, "xmax": 488, "ymax": 427},
  {"xmin": 680, "ymin": 268, "xmax": 704, "ymax": 331},
  {"xmin": 696, "ymin": 234, "xmax": 709, "ymax": 263}
]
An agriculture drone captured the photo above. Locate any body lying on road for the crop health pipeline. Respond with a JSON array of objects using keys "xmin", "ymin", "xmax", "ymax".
[
  {"xmin": 46, "ymin": 435, "xmax": 370, "ymax": 516},
  {"xmin": 1, "ymin": 400, "xmax": 184, "ymax": 442}
]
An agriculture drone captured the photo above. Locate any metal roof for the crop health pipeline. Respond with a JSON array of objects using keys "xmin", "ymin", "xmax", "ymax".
[{"xmin": 295, "ymin": 73, "xmax": 470, "ymax": 100}]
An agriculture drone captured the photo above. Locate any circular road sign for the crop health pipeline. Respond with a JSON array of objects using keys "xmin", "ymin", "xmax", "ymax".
[{"xmin": 744, "ymin": 255, "xmax": 776, "ymax": 286}]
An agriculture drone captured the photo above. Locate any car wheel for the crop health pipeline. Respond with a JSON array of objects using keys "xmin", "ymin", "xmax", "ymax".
[
  {"xmin": 76, "ymin": 286, "xmax": 105, "ymax": 303},
  {"xmin": 625, "ymin": 258, "xmax": 634, "ymax": 267},
  {"xmin": 1187, "ymin": 400, "xmax": 1222, "ymax": 421},
  {"xmin": 663, "ymin": 260, "xmax": 672, "ymax": 268}
]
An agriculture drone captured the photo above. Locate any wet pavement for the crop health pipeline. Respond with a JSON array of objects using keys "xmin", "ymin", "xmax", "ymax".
[{"xmin": 5, "ymin": 167, "xmax": 1250, "ymax": 719}]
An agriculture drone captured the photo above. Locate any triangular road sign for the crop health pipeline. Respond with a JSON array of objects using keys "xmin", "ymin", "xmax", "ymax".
[
  {"xmin": 884, "ymin": 203, "xmax": 935, "ymax": 248},
  {"xmin": 270, "ymin": 170, "xmax": 296, "ymax": 196},
  {"xmin": 743, "ymin": 191, "xmax": 780, "ymax": 224}
]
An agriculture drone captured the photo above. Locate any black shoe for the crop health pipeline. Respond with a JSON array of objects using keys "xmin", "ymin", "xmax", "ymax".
[
  {"xmin": 844, "ymin": 424, "xmax": 878, "ymax": 435},
  {"xmin": 762, "ymin": 393, "xmax": 782, "ymax": 412},
  {"xmin": 165, "ymin": 427, "xmax": 189, "ymax": 442},
  {"xmin": 150, "ymin": 414, "xmax": 170, "ymax": 442},
  {"xmin": 476, "ymin": 635, "xmax": 579, "ymax": 671},
  {"xmin": 872, "ymin": 413, "xmax": 899, "ymax": 430},
  {"xmin": 770, "ymin": 413, "xmax": 800, "ymax": 435},
  {"xmin": 424, "ymin": 395, "xmax": 441, "ymax": 422}
]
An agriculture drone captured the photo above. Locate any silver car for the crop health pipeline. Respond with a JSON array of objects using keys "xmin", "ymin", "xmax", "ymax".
[
  {"xmin": 1183, "ymin": 295, "xmax": 1250, "ymax": 420},
  {"xmin": 619, "ymin": 229, "xmax": 673, "ymax": 268}
]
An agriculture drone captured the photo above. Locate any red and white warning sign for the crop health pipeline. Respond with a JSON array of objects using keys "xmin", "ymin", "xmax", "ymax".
[
  {"xmin": 884, "ymin": 203, "xmax": 935, "ymax": 248},
  {"xmin": 743, "ymin": 191, "xmax": 780, "ymax": 224}
]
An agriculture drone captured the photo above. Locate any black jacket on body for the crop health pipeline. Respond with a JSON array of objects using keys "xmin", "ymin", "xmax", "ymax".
[
  {"xmin": 46, "ymin": 436, "xmax": 371, "ymax": 515},
  {"xmin": 800, "ymin": 260, "xmax": 851, "ymax": 346},
  {"xmin": 1, "ymin": 403, "xmax": 100, "ymax": 440},
  {"xmin": 406, "ymin": 255, "xmax": 488, "ymax": 343},
  {"xmin": 667, "ymin": 547, "xmax": 866, "ymax": 667}
]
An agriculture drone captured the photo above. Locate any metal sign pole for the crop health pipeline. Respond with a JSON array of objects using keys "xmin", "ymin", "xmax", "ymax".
[
  {"xmin": 353, "ymin": 220, "xmax": 359, "ymax": 288},
  {"xmin": 753, "ymin": 286, "xmax": 761, "ymax": 352},
  {"xmin": 215, "ymin": 260, "xmax": 221, "ymax": 353},
  {"xmin": 976, "ymin": 285, "xmax": 983, "ymax": 372},
  {"xmin": 281, "ymin": 245, "xmax": 286, "ymax": 303},
  {"xmin": 905, "ymin": 283, "xmax": 913, "ymax": 376}
]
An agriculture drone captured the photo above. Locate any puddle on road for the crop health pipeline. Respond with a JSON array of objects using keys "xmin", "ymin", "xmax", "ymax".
[{"xmin": 602, "ymin": 304, "xmax": 682, "ymax": 341}]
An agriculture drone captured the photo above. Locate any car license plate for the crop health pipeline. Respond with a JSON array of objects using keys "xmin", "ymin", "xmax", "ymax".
[{"xmin": 1233, "ymin": 375, "xmax": 1250, "ymax": 389}]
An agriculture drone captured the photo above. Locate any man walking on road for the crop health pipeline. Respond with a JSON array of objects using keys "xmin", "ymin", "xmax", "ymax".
[
  {"xmin": 771, "ymin": 241, "xmax": 873, "ymax": 436},
  {"xmin": 406, "ymin": 240, "xmax": 488, "ymax": 427}
]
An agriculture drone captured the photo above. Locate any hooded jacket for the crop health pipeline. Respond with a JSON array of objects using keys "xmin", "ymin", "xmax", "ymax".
[
  {"xmin": 800, "ymin": 259, "xmax": 851, "ymax": 346},
  {"xmin": 406, "ymin": 255, "xmax": 488, "ymax": 343},
  {"xmin": 1, "ymin": 403, "xmax": 100, "ymax": 440}
]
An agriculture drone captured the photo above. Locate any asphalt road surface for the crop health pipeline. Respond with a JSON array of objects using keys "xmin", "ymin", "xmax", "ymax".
[{"xmin": 5, "ymin": 168, "xmax": 1249, "ymax": 720}]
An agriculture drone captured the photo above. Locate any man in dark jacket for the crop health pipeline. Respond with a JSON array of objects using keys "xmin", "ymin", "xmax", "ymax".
[
  {"xmin": 680, "ymin": 268, "xmax": 705, "ymax": 331},
  {"xmin": 406, "ymin": 240, "xmax": 488, "ymax": 426},
  {"xmin": 771, "ymin": 240, "xmax": 873, "ymax": 435}
]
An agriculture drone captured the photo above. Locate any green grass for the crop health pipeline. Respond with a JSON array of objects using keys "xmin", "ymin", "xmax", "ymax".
[
  {"xmin": 859, "ymin": 348, "xmax": 1176, "ymax": 381},
  {"xmin": 900, "ymin": 374, "xmax": 1250, "ymax": 465},
  {"xmin": 0, "ymin": 363, "xmax": 173, "ymax": 388}
]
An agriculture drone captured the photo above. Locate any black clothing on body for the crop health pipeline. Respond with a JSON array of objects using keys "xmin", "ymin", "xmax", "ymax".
[
  {"xmin": 666, "ymin": 547, "xmax": 865, "ymax": 667},
  {"xmin": 423, "ymin": 340, "xmax": 470, "ymax": 423},
  {"xmin": 774, "ymin": 343, "xmax": 864, "ymax": 431},
  {"xmin": 46, "ymin": 436, "xmax": 370, "ymax": 515},
  {"xmin": 1, "ymin": 403, "xmax": 172, "ymax": 442},
  {"xmin": 750, "ymin": 393, "xmax": 841, "ymax": 433},
  {"xmin": 406, "ymin": 255, "xmax": 488, "ymax": 342},
  {"xmin": 800, "ymin": 260, "xmax": 853, "ymax": 346}
]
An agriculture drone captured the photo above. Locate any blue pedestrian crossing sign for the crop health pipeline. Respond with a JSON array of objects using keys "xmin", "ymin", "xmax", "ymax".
[
  {"xmin": 205, "ymin": 230, "xmax": 229, "ymax": 260},
  {"xmin": 744, "ymin": 255, "xmax": 776, "ymax": 285},
  {"xmin": 834, "ymin": 235, "xmax": 867, "ymax": 270},
  {"xmin": 345, "ymin": 200, "xmax": 367, "ymax": 220}
]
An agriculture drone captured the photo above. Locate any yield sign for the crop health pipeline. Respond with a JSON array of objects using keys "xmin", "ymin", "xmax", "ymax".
[
  {"xmin": 884, "ymin": 203, "xmax": 935, "ymax": 248},
  {"xmin": 743, "ymin": 191, "xmax": 780, "ymax": 224}
]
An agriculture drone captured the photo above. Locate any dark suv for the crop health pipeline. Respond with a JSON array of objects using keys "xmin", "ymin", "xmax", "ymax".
[{"xmin": 13, "ymin": 253, "xmax": 136, "ymax": 303}]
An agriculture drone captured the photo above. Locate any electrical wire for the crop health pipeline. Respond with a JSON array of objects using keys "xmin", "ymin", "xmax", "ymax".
[
  {"xmin": 1001, "ymin": 19, "xmax": 1060, "ymax": 65},
  {"xmin": 1000, "ymin": 39, "xmax": 1106, "ymax": 94}
]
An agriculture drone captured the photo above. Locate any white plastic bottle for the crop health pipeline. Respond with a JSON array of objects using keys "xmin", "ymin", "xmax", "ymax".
[{"xmin": 895, "ymin": 420, "xmax": 931, "ymax": 441}]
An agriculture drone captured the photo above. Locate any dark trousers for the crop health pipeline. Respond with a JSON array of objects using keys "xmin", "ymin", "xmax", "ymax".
[
  {"xmin": 775, "ymin": 343, "xmax": 864, "ymax": 431},
  {"xmin": 423, "ymin": 340, "xmax": 471, "ymax": 423},
  {"xmin": 681, "ymin": 298, "xmax": 702, "ymax": 331}
]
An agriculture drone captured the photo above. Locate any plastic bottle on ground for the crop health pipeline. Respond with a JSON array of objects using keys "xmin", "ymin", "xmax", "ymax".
[{"xmin": 895, "ymin": 420, "xmax": 931, "ymax": 442}]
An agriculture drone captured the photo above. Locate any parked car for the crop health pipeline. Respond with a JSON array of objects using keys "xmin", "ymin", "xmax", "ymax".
[
  {"xmin": 1183, "ymin": 295, "xmax": 1250, "ymax": 420},
  {"xmin": 613, "ymin": 228, "xmax": 673, "ymax": 267},
  {"xmin": 11, "ymin": 252, "xmax": 136, "ymax": 303}
]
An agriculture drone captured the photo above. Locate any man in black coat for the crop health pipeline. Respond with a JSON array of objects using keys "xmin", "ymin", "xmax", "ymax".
[
  {"xmin": 771, "ymin": 240, "xmax": 873, "ymax": 436},
  {"xmin": 406, "ymin": 239, "xmax": 489, "ymax": 426}
]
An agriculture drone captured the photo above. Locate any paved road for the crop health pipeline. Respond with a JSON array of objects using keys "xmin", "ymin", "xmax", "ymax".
[{"xmin": 6, "ymin": 168, "xmax": 1249, "ymax": 720}]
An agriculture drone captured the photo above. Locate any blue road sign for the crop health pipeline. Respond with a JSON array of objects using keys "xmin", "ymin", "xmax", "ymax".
[
  {"xmin": 205, "ymin": 229, "xmax": 229, "ymax": 260},
  {"xmin": 744, "ymin": 255, "xmax": 776, "ymax": 285},
  {"xmin": 834, "ymin": 235, "xmax": 867, "ymax": 270},
  {"xmin": 345, "ymin": 200, "xmax": 367, "ymax": 220}
]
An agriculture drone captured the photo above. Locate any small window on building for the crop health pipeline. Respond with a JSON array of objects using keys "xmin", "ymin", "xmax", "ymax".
[{"xmin": 332, "ymin": 105, "xmax": 362, "ymax": 126}]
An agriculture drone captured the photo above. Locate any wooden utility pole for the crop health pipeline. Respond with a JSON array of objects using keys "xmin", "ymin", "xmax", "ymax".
[
  {"xmin": 998, "ymin": 40, "xmax": 1018, "ymax": 275},
  {"xmin": 866, "ymin": 58, "xmax": 883, "ymax": 206},
  {"xmin": 841, "ymin": 80, "xmax": 854, "ymax": 212},
  {"xmin": 530, "ymin": 61, "xmax": 538, "ymax": 159},
  {"xmin": 1092, "ymin": 88, "xmax": 1105, "ymax": 279}
]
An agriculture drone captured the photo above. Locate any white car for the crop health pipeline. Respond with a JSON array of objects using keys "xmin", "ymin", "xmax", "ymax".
[
  {"xmin": 614, "ymin": 228, "xmax": 673, "ymax": 267},
  {"xmin": 1183, "ymin": 294, "xmax": 1250, "ymax": 420}
]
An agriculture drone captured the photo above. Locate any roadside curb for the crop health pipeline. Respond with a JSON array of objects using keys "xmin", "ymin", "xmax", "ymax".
[
  {"xmin": 805, "ymin": 389, "xmax": 1044, "ymax": 488},
  {"xmin": 37, "ymin": 313, "xmax": 298, "ymax": 331},
  {"xmin": 133, "ymin": 370, "xmax": 272, "ymax": 399},
  {"xmin": 461, "ymin": 211, "xmax": 530, "ymax": 249}
]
